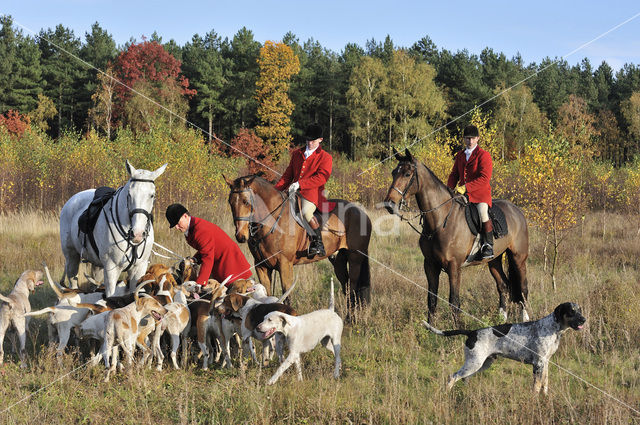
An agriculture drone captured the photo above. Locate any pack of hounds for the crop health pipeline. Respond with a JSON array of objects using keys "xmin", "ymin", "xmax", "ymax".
[{"xmin": 0, "ymin": 260, "xmax": 584, "ymax": 392}]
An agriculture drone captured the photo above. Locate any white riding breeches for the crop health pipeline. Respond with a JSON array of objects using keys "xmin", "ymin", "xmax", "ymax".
[
  {"xmin": 476, "ymin": 202, "xmax": 489, "ymax": 223},
  {"xmin": 301, "ymin": 198, "xmax": 316, "ymax": 222}
]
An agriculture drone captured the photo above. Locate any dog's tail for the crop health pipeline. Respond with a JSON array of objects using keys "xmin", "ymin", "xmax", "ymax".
[
  {"xmin": 329, "ymin": 277, "xmax": 335, "ymax": 311},
  {"xmin": 0, "ymin": 294, "xmax": 14, "ymax": 307},
  {"xmin": 421, "ymin": 320, "xmax": 474, "ymax": 337},
  {"xmin": 76, "ymin": 303, "xmax": 111, "ymax": 314},
  {"xmin": 277, "ymin": 279, "xmax": 297, "ymax": 304},
  {"xmin": 24, "ymin": 306, "xmax": 56, "ymax": 316},
  {"xmin": 43, "ymin": 262, "xmax": 65, "ymax": 300}
]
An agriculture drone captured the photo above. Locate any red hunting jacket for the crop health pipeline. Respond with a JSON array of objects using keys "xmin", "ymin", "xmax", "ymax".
[
  {"xmin": 447, "ymin": 146, "xmax": 493, "ymax": 206},
  {"xmin": 186, "ymin": 216, "xmax": 252, "ymax": 286},
  {"xmin": 275, "ymin": 146, "xmax": 336, "ymax": 212}
]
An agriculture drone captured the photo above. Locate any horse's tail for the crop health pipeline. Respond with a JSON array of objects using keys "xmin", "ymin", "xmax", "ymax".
[
  {"xmin": 506, "ymin": 250, "xmax": 525, "ymax": 303},
  {"xmin": 356, "ymin": 255, "xmax": 371, "ymax": 298}
]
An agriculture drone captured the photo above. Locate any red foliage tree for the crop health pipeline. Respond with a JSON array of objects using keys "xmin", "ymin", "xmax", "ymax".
[
  {"xmin": 0, "ymin": 110, "xmax": 31, "ymax": 138},
  {"xmin": 112, "ymin": 40, "xmax": 196, "ymax": 124},
  {"xmin": 230, "ymin": 129, "xmax": 276, "ymax": 181}
]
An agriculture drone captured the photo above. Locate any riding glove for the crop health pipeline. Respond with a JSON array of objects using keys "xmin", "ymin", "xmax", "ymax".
[{"xmin": 288, "ymin": 181, "xmax": 300, "ymax": 193}]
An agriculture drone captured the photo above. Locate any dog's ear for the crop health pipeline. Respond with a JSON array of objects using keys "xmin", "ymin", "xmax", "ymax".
[
  {"xmin": 230, "ymin": 294, "xmax": 246, "ymax": 312},
  {"xmin": 553, "ymin": 302, "xmax": 571, "ymax": 322},
  {"xmin": 136, "ymin": 297, "xmax": 144, "ymax": 312},
  {"xmin": 279, "ymin": 313, "xmax": 290, "ymax": 329}
]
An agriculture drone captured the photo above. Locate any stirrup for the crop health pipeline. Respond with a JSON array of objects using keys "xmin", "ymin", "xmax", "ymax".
[
  {"xmin": 480, "ymin": 244, "xmax": 494, "ymax": 259},
  {"xmin": 307, "ymin": 240, "xmax": 326, "ymax": 259}
]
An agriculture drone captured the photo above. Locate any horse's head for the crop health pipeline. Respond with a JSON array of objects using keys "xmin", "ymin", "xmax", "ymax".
[
  {"xmin": 383, "ymin": 148, "xmax": 419, "ymax": 215},
  {"xmin": 125, "ymin": 160, "xmax": 167, "ymax": 243},
  {"xmin": 224, "ymin": 173, "xmax": 267, "ymax": 243}
]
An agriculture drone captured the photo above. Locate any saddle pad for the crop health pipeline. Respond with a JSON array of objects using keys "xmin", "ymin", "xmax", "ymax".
[
  {"xmin": 78, "ymin": 186, "xmax": 116, "ymax": 235},
  {"xmin": 464, "ymin": 201, "xmax": 508, "ymax": 238}
]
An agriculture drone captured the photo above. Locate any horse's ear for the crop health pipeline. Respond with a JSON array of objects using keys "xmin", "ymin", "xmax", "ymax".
[
  {"xmin": 150, "ymin": 163, "xmax": 168, "ymax": 180},
  {"xmin": 255, "ymin": 170, "xmax": 265, "ymax": 178},
  {"xmin": 404, "ymin": 148, "xmax": 414, "ymax": 161},
  {"xmin": 392, "ymin": 147, "xmax": 400, "ymax": 159},
  {"xmin": 223, "ymin": 174, "xmax": 234, "ymax": 188},
  {"xmin": 125, "ymin": 160, "xmax": 137, "ymax": 176},
  {"xmin": 244, "ymin": 175, "xmax": 257, "ymax": 186}
]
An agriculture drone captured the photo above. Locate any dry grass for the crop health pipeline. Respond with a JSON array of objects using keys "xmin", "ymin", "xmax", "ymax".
[{"xmin": 0, "ymin": 207, "xmax": 638, "ymax": 424}]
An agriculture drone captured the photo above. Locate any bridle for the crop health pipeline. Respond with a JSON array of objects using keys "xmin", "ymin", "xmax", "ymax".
[
  {"xmin": 230, "ymin": 186, "xmax": 288, "ymax": 242},
  {"xmin": 390, "ymin": 160, "xmax": 464, "ymax": 238},
  {"xmin": 390, "ymin": 161, "xmax": 419, "ymax": 211},
  {"xmin": 103, "ymin": 177, "xmax": 156, "ymax": 272}
]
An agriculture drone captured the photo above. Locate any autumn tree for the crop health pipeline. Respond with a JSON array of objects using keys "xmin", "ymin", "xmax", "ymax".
[
  {"xmin": 230, "ymin": 128, "xmax": 276, "ymax": 180},
  {"xmin": 493, "ymin": 83, "xmax": 547, "ymax": 160},
  {"xmin": 386, "ymin": 49, "xmax": 446, "ymax": 150},
  {"xmin": 28, "ymin": 93, "xmax": 57, "ymax": 131},
  {"xmin": 255, "ymin": 40, "xmax": 300, "ymax": 159},
  {"xmin": 621, "ymin": 91, "xmax": 640, "ymax": 151},
  {"xmin": 595, "ymin": 109, "xmax": 623, "ymax": 166},
  {"xmin": 113, "ymin": 40, "xmax": 195, "ymax": 133},
  {"xmin": 515, "ymin": 135, "xmax": 583, "ymax": 289},
  {"xmin": 346, "ymin": 56, "xmax": 387, "ymax": 159},
  {"xmin": 88, "ymin": 67, "xmax": 116, "ymax": 138},
  {"xmin": 557, "ymin": 95, "xmax": 599, "ymax": 158}
]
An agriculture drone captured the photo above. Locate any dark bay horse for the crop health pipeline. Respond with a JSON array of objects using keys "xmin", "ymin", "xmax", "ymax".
[
  {"xmin": 382, "ymin": 149, "xmax": 529, "ymax": 324},
  {"xmin": 224, "ymin": 174, "xmax": 372, "ymax": 308}
]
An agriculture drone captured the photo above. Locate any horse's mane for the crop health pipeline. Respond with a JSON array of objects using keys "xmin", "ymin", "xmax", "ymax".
[
  {"xmin": 396, "ymin": 154, "xmax": 454, "ymax": 197},
  {"xmin": 232, "ymin": 173, "xmax": 277, "ymax": 192}
]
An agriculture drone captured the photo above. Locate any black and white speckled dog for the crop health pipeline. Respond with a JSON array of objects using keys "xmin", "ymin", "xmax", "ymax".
[{"xmin": 422, "ymin": 302, "xmax": 586, "ymax": 394}]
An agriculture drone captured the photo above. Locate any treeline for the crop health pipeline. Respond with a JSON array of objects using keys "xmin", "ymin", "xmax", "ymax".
[{"xmin": 2, "ymin": 15, "xmax": 640, "ymax": 165}]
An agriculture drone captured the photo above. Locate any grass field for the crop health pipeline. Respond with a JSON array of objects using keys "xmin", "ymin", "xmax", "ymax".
[{"xmin": 0, "ymin": 207, "xmax": 638, "ymax": 424}]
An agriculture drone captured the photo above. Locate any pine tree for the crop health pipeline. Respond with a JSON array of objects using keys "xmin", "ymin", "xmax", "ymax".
[
  {"xmin": 38, "ymin": 24, "xmax": 83, "ymax": 135},
  {"xmin": 182, "ymin": 31, "xmax": 228, "ymax": 141}
]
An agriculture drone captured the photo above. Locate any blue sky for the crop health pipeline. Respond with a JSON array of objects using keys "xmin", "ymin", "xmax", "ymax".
[{"xmin": 3, "ymin": 1, "xmax": 640, "ymax": 71}]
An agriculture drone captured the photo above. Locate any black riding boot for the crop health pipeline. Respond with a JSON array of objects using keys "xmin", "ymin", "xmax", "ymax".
[
  {"xmin": 308, "ymin": 227, "xmax": 326, "ymax": 259},
  {"xmin": 480, "ymin": 220, "xmax": 494, "ymax": 259}
]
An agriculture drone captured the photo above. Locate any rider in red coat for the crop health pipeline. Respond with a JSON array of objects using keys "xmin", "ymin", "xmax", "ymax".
[
  {"xmin": 275, "ymin": 123, "xmax": 334, "ymax": 258},
  {"xmin": 447, "ymin": 125, "xmax": 494, "ymax": 259},
  {"xmin": 166, "ymin": 203, "xmax": 252, "ymax": 289}
]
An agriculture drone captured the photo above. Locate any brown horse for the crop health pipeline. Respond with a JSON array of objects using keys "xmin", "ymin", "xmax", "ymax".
[
  {"xmin": 224, "ymin": 174, "xmax": 372, "ymax": 308},
  {"xmin": 382, "ymin": 148, "xmax": 529, "ymax": 324}
]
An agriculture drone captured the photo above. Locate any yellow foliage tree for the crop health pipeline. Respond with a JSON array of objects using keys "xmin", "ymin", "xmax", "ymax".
[
  {"xmin": 515, "ymin": 135, "xmax": 583, "ymax": 289},
  {"xmin": 255, "ymin": 41, "xmax": 300, "ymax": 159},
  {"xmin": 28, "ymin": 94, "xmax": 57, "ymax": 132}
]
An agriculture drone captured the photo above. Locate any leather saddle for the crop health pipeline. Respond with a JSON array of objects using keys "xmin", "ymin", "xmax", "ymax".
[
  {"xmin": 78, "ymin": 186, "xmax": 116, "ymax": 256},
  {"xmin": 459, "ymin": 198, "xmax": 508, "ymax": 239}
]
